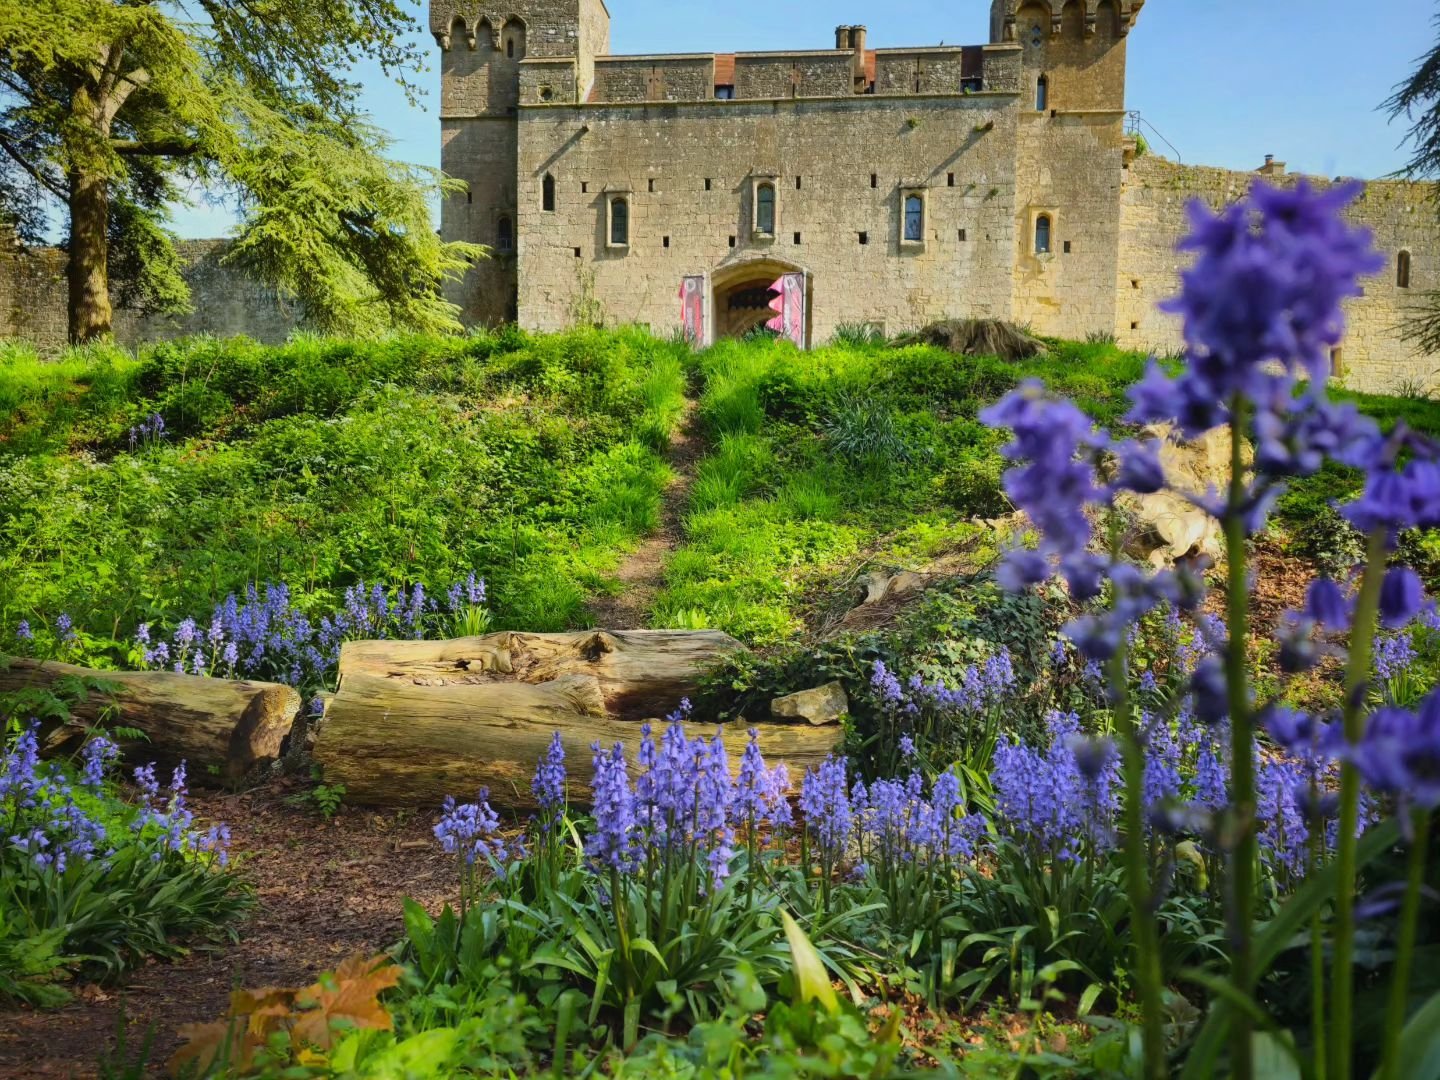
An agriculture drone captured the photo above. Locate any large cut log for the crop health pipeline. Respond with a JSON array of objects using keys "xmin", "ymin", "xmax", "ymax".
[
  {"xmin": 337, "ymin": 629, "xmax": 745, "ymax": 721},
  {"xmin": 0, "ymin": 656, "xmax": 300, "ymax": 784},
  {"xmin": 312, "ymin": 672, "xmax": 839, "ymax": 809}
]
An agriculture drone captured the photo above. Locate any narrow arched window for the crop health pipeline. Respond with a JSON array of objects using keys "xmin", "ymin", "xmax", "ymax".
[
  {"xmin": 610, "ymin": 197, "xmax": 629, "ymax": 246},
  {"xmin": 496, "ymin": 215, "xmax": 513, "ymax": 252},
  {"xmin": 1398, "ymin": 250, "xmax": 1412, "ymax": 289},
  {"xmin": 1035, "ymin": 214, "xmax": 1052, "ymax": 254},
  {"xmin": 506, "ymin": 38, "xmax": 515, "ymax": 57},
  {"xmin": 904, "ymin": 194, "xmax": 924, "ymax": 242},
  {"xmin": 756, "ymin": 183, "xmax": 776, "ymax": 235},
  {"xmin": 1036, "ymin": 74, "xmax": 1048, "ymax": 112},
  {"xmin": 542, "ymin": 174, "xmax": 556, "ymax": 212}
]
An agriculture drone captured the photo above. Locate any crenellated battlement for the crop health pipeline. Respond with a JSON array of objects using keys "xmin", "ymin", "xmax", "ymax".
[{"xmin": 990, "ymin": 0, "xmax": 1145, "ymax": 44}]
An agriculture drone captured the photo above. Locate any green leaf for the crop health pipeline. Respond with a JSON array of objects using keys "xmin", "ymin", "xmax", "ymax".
[
  {"xmin": 781, "ymin": 909, "xmax": 839, "ymax": 1014},
  {"xmin": 1376, "ymin": 990, "xmax": 1440, "ymax": 1080},
  {"xmin": 1181, "ymin": 819, "xmax": 1401, "ymax": 1080}
]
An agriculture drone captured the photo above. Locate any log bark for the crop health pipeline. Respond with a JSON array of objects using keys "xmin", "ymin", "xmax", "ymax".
[
  {"xmin": 312, "ymin": 672, "xmax": 839, "ymax": 809},
  {"xmin": 337, "ymin": 629, "xmax": 746, "ymax": 721},
  {"xmin": 0, "ymin": 657, "xmax": 300, "ymax": 784}
]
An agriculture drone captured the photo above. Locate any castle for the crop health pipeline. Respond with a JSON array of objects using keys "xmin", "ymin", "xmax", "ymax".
[{"xmin": 429, "ymin": 0, "xmax": 1439, "ymax": 392}]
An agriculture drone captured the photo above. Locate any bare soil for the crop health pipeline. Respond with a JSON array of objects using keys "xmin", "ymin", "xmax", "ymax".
[
  {"xmin": 587, "ymin": 398, "xmax": 703, "ymax": 632},
  {"xmin": 0, "ymin": 780, "xmax": 453, "ymax": 1080}
]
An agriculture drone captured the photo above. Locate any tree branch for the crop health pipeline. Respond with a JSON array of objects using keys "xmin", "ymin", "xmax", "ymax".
[
  {"xmin": 0, "ymin": 132, "xmax": 65, "ymax": 199},
  {"xmin": 110, "ymin": 136, "xmax": 198, "ymax": 157}
]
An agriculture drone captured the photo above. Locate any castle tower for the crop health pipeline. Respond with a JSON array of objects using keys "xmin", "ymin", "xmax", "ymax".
[
  {"xmin": 430, "ymin": 0, "xmax": 611, "ymax": 324},
  {"xmin": 992, "ymin": 0, "xmax": 1147, "ymax": 339},
  {"xmin": 990, "ymin": 0, "xmax": 1144, "ymax": 112}
]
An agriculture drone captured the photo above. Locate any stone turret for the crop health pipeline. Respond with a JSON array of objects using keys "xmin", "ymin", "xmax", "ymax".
[{"xmin": 990, "ymin": 0, "xmax": 1146, "ymax": 48}]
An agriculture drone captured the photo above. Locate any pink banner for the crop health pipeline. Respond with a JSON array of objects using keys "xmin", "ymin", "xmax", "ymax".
[
  {"xmin": 765, "ymin": 272, "xmax": 806, "ymax": 348},
  {"xmin": 679, "ymin": 276, "xmax": 706, "ymax": 345}
]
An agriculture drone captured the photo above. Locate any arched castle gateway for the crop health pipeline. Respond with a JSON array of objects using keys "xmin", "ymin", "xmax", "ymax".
[{"xmin": 433, "ymin": 0, "xmax": 1439, "ymax": 393}]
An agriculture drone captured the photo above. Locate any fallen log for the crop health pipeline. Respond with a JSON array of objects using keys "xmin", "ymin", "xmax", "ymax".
[
  {"xmin": 337, "ymin": 629, "xmax": 745, "ymax": 721},
  {"xmin": 0, "ymin": 656, "xmax": 300, "ymax": 784},
  {"xmin": 312, "ymin": 672, "xmax": 839, "ymax": 809}
]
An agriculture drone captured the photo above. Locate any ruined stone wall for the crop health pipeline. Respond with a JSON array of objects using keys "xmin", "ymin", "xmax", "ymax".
[
  {"xmin": 513, "ymin": 93, "xmax": 1021, "ymax": 342},
  {"xmin": 1117, "ymin": 155, "xmax": 1440, "ymax": 394},
  {"xmin": 0, "ymin": 239, "xmax": 299, "ymax": 349}
]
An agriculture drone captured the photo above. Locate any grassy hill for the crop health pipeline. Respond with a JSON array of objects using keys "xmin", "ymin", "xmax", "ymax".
[{"xmin": 2, "ymin": 328, "xmax": 1437, "ymax": 672}]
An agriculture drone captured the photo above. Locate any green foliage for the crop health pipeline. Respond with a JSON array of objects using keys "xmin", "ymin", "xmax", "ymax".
[
  {"xmin": 287, "ymin": 779, "xmax": 346, "ymax": 821},
  {"xmin": 0, "ymin": 737, "xmax": 249, "ymax": 1005},
  {"xmin": 942, "ymin": 841, "xmax": 1226, "ymax": 1014},
  {"xmin": 0, "ymin": 329, "xmax": 689, "ymax": 659},
  {"xmin": 0, "ymin": 0, "xmax": 478, "ymax": 337}
]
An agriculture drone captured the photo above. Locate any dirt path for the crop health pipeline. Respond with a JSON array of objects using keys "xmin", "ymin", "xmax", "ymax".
[
  {"xmin": 587, "ymin": 396, "xmax": 704, "ymax": 631},
  {"xmin": 0, "ymin": 780, "xmax": 454, "ymax": 1080}
]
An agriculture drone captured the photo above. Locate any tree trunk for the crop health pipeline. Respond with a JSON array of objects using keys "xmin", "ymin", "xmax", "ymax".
[
  {"xmin": 0, "ymin": 657, "xmax": 300, "ymax": 784},
  {"xmin": 312, "ymin": 672, "xmax": 840, "ymax": 809},
  {"xmin": 66, "ymin": 166, "xmax": 113, "ymax": 343},
  {"xmin": 337, "ymin": 629, "xmax": 747, "ymax": 721}
]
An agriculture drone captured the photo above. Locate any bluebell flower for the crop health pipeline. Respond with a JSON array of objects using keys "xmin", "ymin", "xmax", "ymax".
[
  {"xmin": 1375, "ymin": 634, "xmax": 1418, "ymax": 681},
  {"xmin": 16, "ymin": 619, "xmax": 31, "ymax": 641},
  {"xmin": 435, "ymin": 788, "xmax": 506, "ymax": 866},
  {"xmin": 80, "ymin": 736, "xmax": 119, "ymax": 789},
  {"xmin": 531, "ymin": 731, "xmax": 567, "ymax": 824},
  {"xmin": 1379, "ymin": 567, "xmax": 1426, "ymax": 630},
  {"xmin": 799, "ymin": 756, "xmax": 853, "ymax": 859},
  {"xmin": 585, "ymin": 741, "xmax": 639, "ymax": 873}
]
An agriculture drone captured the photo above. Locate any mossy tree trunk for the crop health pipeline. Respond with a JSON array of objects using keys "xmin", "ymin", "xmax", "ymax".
[{"xmin": 66, "ymin": 164, "xmax": 112, "ymax": 343}]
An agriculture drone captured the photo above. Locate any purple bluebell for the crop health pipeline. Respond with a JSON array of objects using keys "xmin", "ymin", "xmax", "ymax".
[
  {"xmin": 1374, "ymin": 634, "xmax": 1418, "ymax": 681},
  {"xmin": 1189, "ymin": 657, "xmax": 1229, "ymax": 724},
  {"xmin": 1379, "ymin": 567, "xmax": 1426, "ymax": 630},
  {"xmin": 1350, "ymin": 695, "xmax": 1440, "ymax": 810},
  {"xmin": 586, "ymin": 741, "xmax": 639, "ymax": 873},
  {"xmin": 435, "ymin": 789, "xmax": 506, "ymax": 865},
  {"xmin": 1304, "ymin": 579, "xmax": 1353, "ymax": 632},
  {"xmin": 16, "ymin": 619, "xmax": 31, "ymax": 642},
  {"xmin": 80, "ymin": 736, "xmax": 119, "ymax": 789},
  {"xmin": 800, "ymin": 756, "xmax": 853, "ymax": 858},
  {"xmin": 532, "ymin": 731, "xmax": 567, "ymax": 824}
]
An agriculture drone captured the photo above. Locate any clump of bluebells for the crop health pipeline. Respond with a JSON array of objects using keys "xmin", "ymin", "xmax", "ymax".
[
  {"xmin": 9, "ymin": 576, "xmax": 488, "ymax": 691},
  {"xmin": 982, "ymin": 179, "xmax": 1440, "ymax": 1079},
  {"xmin": 1, "ymin": 574, "xmax": 491, "ymax": 691},
  {"xmin": 870, "ymin": 650, "xmax": 1015, "ymax": 776},
  {"xmin": 1, "ymin": 725, "xmax": 240, "ymax": 1000},
  {"xmin": 2, "ymin": 727, "xmax": 231, "ymax": 876},
  {"xmin": 127, "ymin": 411, "xmax": 166, "ymax": 452}
]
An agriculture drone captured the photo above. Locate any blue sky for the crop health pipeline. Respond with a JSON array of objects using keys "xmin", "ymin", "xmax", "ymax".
[{"xmin": 168, "ymin": 0, "xmax": 1437, "ymax": 237}]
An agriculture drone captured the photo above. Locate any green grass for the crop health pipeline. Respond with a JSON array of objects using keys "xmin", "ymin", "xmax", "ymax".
[
  {"xmin": 655, "ymin": 334, "xmax": 1440, "ymax": 646},
  {"xmin": 0, "ymin": 327, "xmax": 689, "ymax": 658},
  {"xmin": 4, "ymin": 327, "xmax": 1434, "ymax": 657}
]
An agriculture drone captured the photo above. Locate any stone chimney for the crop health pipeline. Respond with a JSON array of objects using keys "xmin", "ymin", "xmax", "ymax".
[
  {"xmin": 1258, "ymin": 153, "xmax": 1287, "ymax": 176},
  {"xmin": 849, "ymin": 25, "xmax": 868, "ymax": 91},
  {"xmin": 835, "ymin": 25, "xmax": 850, "ymax": 50}
]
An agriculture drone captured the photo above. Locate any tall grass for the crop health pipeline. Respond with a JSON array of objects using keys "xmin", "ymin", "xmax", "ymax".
[{"xmin": 0, "ymin": 328, "xmax": 692, "ymax": 653}]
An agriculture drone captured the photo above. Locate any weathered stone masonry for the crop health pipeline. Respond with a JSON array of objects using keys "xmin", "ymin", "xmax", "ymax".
[
  {"xmin": 1, "ymin": 0, "xmax": 1433, "ymax": 395},
  {"xmin": 432, "ymin": 0, "xmax": 1439, "ymax": 392}
]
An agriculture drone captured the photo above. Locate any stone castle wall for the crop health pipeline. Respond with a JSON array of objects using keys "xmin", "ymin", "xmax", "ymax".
[
  {"xmin": 511, "ymin": 93, "xmax": 1021, "ymax": 341},
  {"xmin": 0, "ymin": 238, "xmax": 299, "ymax": 351},
  {"xmin": 1117, "ymin": 155, "xmax": 1440, "ymax": 394}
]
